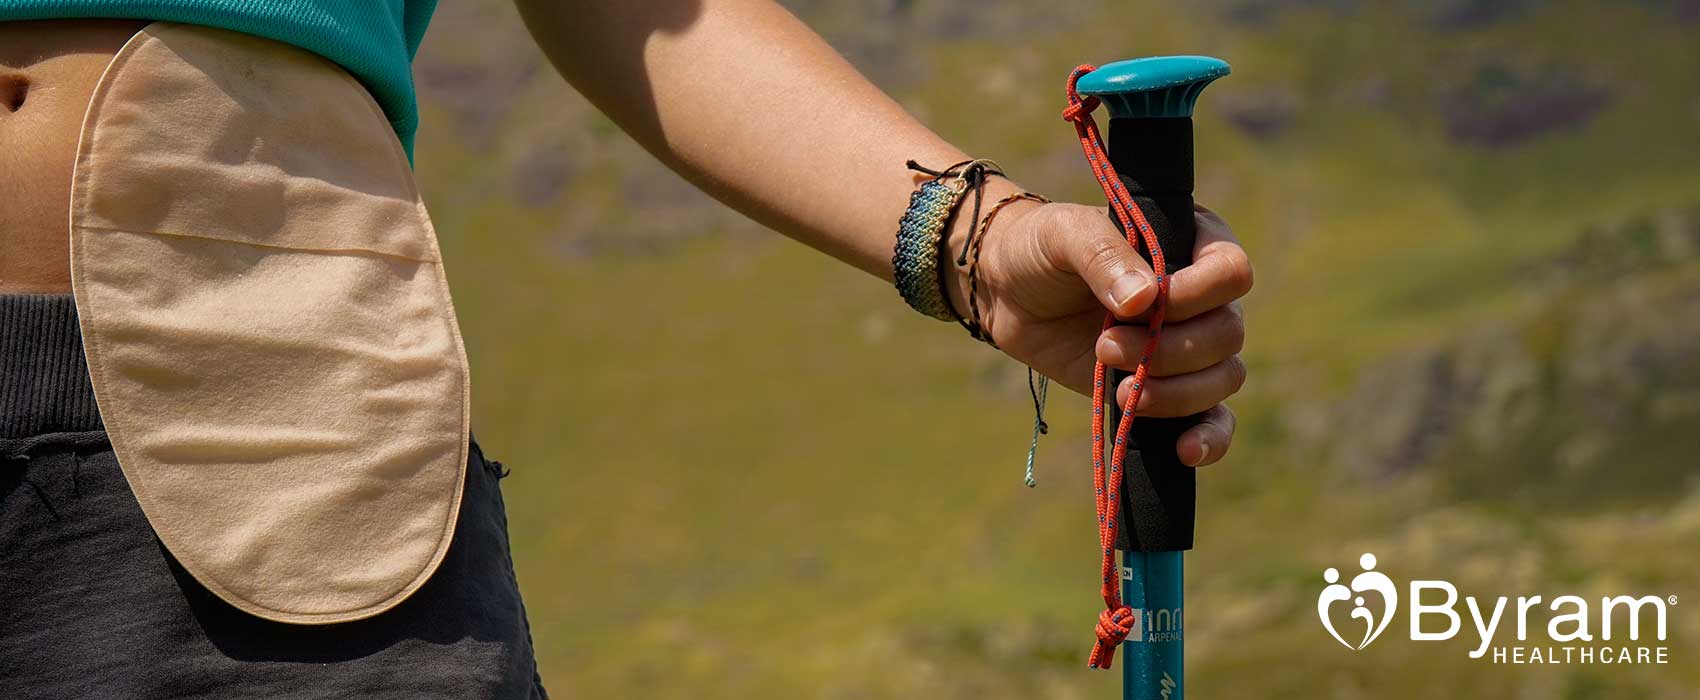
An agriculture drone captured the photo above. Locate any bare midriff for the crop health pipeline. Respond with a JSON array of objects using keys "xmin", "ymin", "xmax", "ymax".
[{"xmin": 1, "ymin": 19, "xmax": 149, "ymax": 294}]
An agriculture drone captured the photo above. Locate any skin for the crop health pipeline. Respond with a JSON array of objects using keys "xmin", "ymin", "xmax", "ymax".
[
  {"xmin": 0, "ymin": 20, "xmax": 150, "ymax": 294},
  {"xmin": 2, "ymin": 4, "xmax": 1251, "ymax": 466},
  {"xmin": 516, "ymin": 0, "xmax": 1251, "ymax": 465}
]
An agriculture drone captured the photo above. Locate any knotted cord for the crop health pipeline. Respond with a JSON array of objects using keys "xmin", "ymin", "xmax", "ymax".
[
  {"xmin": 1023, "ymin": 368, "xmax": 1049, "ymax": 488},
  {"xmin": 1061, "ymin": 65, "xmax": 1172, "ymax": 670}
]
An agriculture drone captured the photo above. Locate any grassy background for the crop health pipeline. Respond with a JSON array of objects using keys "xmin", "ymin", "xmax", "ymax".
[{"xmin": 409, "ymin": 1, "xmax": 1700, "ymax": 697}]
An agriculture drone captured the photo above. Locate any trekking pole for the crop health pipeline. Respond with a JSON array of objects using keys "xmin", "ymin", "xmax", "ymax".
[{"xmin": 1066, "ymin": 56, "xmax": 1229, "ymax": 700}]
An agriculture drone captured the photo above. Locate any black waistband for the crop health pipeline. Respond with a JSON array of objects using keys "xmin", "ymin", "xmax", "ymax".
[{"xmin": 0, "ymin": 295, "xmax": 103, "ymax": 436}]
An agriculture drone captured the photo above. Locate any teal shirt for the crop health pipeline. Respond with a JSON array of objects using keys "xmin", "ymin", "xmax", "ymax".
[{"xmin": 0, "ymin": 0, "xmax": 438, "ymax": 160}]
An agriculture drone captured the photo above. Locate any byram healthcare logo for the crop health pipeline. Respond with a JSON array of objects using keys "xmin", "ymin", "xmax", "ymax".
[
  {"xmin": 1318, "ymin": 553, "xmax": 1398, "ymax": 650},
  {"xmin": 1316, "ymin": 553, "xmax": 1674, "ymax": 665}
]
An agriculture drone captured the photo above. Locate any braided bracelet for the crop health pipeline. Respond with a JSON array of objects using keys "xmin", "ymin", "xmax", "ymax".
[
  {"xmin": 958, "ymin": 191, "xmax": 1055, "ymax": 486},
  {"xmin": 892, "ymin": 177, "xmax": 965, "ymax": 321},
  {"xmin": 964, "ymin": 191, "xmax": 1050, "ymax": 345},
  {"xmin": 893, "ymin": 159, "xmax": 1003, "ymax": 322}
]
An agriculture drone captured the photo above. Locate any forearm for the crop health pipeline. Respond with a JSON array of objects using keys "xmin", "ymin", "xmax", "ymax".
[
  {"xmin": 515, "ymin": 0, "xmax": 1252, "ymax": 462},
  {"xmin": 515, "ymin": 0, "xmax": 1021, "ymax": 282}
]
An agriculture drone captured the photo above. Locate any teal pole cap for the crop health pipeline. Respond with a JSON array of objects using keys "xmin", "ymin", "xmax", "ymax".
[{"xmin": 1075, "ymin": 56, "xmax": 1231, "ymax": 119}]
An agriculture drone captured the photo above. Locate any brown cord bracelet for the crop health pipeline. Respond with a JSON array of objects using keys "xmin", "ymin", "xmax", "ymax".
[{"xmin": 964, "ymin": 191, "xmax": 1051, "ymax": 347}]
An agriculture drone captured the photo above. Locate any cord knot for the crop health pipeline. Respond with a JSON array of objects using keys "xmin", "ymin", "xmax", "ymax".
[
  {"xmin": 1087, "ymin": 605, "xmax": 1137, "ymax": 668},
  {"xmin": 1061, "ymin": 95, "xmax": 1100, "ymax": 122}
]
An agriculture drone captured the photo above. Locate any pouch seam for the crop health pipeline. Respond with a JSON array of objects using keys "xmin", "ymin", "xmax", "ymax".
[{"xmin": 74, "ymin": 224, "xmax": 441, "ymax": 264}]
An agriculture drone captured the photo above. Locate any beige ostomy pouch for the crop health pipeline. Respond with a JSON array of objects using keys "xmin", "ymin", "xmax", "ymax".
[{"xmin": 69, "ymin": 23, "xmax": 471, "ymax": 624}]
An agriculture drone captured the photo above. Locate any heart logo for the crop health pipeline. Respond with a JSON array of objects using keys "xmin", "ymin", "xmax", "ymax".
[{"xmin": 1318, "ymin": 553, "xmax": 1399, "ymax": 650}]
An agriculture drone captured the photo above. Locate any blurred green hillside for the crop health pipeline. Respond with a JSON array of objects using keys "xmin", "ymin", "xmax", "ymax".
[{"xmin": 410, "ymin": 1, "xmax": 1700, "ymax": 697}]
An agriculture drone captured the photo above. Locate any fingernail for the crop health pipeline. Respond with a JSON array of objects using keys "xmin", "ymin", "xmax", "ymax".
[
  {"xmin": 1188, "ymin": 441, "xmax": 1211, "ymax": 467},
  {"xmin": 1097, "ymin": 335, "xmax": 1125, "ymax": 366},
  {"xmin": 1109, "ymin": 275, "xmax": 1150, "ymax": 311}
]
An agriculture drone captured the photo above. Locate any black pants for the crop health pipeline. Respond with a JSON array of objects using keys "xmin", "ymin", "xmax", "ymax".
[{"xmin": 0, "ymin": 295, "xmax": 547, "ymax": 699}]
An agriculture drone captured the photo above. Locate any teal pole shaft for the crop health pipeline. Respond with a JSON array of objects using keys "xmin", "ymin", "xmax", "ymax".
[{"xmin": 1122, "ymin": 552, "xmax": 1184, "ymax": 698}]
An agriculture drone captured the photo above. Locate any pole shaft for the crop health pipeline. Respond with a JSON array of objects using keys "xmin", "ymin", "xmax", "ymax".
[{"xmin": 1121, "ymin": 552, "xmax": 1184, "ymax": 699}]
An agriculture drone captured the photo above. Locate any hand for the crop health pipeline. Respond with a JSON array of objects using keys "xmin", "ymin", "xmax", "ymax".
[{"xmin": 961, "ymin": 199, "xmax": 1252, "ymax": 467}]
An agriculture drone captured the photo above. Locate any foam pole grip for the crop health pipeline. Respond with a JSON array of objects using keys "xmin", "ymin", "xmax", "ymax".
[{"xmin": 1105, "ymin": 117, "xmax": 1198, "ymax": 553}]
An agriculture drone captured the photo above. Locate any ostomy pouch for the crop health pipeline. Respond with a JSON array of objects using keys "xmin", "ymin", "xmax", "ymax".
[{"xmin": 70, "ymin": 23, "xmax": 471, "ymax": 624}]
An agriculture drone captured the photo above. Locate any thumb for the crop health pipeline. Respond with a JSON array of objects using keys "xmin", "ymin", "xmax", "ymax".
[{"xmin": 1041, "ymin": 204, "xmax": 1158, "ymax": 318}]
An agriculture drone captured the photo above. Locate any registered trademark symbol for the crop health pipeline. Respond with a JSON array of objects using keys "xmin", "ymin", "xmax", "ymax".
[{"xmin": 1670, "ymin": 595, "xmax": 1679, "ymax": 606}]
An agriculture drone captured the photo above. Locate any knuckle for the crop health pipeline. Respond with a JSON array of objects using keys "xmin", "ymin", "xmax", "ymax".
[
  {"xmin": 1041, "ymin": 203, "xmax": 1092, "ymax": 239},
  {"xmin": 1226, "ymin": 300, "xmax": 1246, "ymax": 324},
  {"xmin": 1219, "ymin": 306, "xmax": 1247, "ymax": 355},
  {"xmin": 1106, "ymin": 324, "xmax": 1144, "ymax": 349},
  {"xmin": 1204, "ymin": 402, "xmax": 1234, "ymax": 426},
  {"xmin": 1226, "ymin": 327, "xmax": 1246, "ymax": 358},
  {"xmin": 1082, "ymin": 234, "xmax": 1128, "ymax": 277},
  {"xmin": 1030, "ymin": 203, "xmax": 1069, "ymax": 243},
  {"xmin": 1223, "ymin": 356, "xmax": 1248, "ymax": 394},
  {"xmin": 1060, "ymin": 202, "xmax": 1108, "ymax": 230},
  {"xmin": 1223, "ymin": 247, "xmax": 1255, "ymax": 297},
  {"xmin": 1036, "ymin": 205, "xmax": 1099, "ymax": 267},
  {"xmin": 1034, "ymin": 202, "xmax": 1070, "ymax": 233}
]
